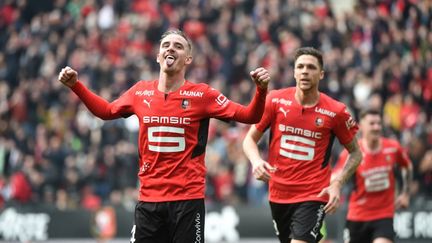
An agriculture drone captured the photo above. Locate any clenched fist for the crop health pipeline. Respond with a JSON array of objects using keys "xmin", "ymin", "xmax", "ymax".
[
  {"xmin": 58, "ymin": 66, "xmax": 78, "ymax": 88},
  {"xmin": 250, "ymin": 67, "xmax": 270, "ymax": 89}
]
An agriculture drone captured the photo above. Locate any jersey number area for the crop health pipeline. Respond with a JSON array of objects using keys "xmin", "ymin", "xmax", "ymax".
[
  {"xmin": 148, "ymin": 126, "xmax": 186, "ymax": 152},
  {"xmin": 279, "ymin": 135, "xmax": 316, "ymax": 161}
]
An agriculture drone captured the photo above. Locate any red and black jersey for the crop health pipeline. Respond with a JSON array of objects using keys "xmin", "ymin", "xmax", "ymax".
[
  {"xmin": 255, "ymin": 87, "xmax": 358, "ymax": 204},
  {"xmin": 334, "ymin": 138, "xmax": 411, "ymax": 221},
  {"xmin": 72, "ymin": 80, "xmax": 266, "ymax": 202}
]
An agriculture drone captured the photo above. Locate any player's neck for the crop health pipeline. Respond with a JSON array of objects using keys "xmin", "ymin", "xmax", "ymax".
[
  {"xmin": 295, "ymin": 89, "xmax": 319, "ymax": 107},
  {"xmin": 158, "ymin": 72, "xmax": 185, "ymax": 93},
  {"xmin": 362, "ymin": 137, "xmax": 381, "ymax": 153}
]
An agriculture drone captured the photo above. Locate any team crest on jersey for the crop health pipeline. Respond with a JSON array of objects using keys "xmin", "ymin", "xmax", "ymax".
[
  {"xmin": 181, "ymin": 99, "xmax": 191, "ymax": 109},
  {"xmin": 315, "ymin": 117, "xmax": 324, "ymax": 127},
  {"xmin": 386, "ymin": 155, "xmax": 391, "ymax": 162}
]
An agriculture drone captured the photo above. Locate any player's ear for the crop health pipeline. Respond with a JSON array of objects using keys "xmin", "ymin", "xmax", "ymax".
[
  {"xmin": 320, "ymin": 70, "xmax": 324, "ymax": 79},
  {"xmin": 156, "ymin": 54, "xmax": 160, "ymax": 63},
  {"xmin": 185, "ymin": 55, "xmax": 192, "ymax": 65}
]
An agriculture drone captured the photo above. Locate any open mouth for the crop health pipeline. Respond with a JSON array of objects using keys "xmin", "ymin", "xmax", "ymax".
[{"xmin": 166, "ymin": 55, "xmax": 175, "ymax": 66}]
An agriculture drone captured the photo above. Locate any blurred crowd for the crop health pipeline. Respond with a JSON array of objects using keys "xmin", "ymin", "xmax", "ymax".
[{"xmin": 0, "ymin": 0, "xmax": 431, "ymax": 211}]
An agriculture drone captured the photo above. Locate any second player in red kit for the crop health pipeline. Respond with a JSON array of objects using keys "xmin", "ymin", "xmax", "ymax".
[
  {"xmin": 243, "ymin": 47, "xmax": 362, "ymax": 243},
  {"xmin": 334, "ymin": 109, "xmax": 413, "ymax": 243}
]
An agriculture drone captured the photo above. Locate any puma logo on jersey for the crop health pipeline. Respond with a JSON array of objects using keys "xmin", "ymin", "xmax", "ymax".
[
  {"xmin": 143, "ymin": 99, "xmax": 152, "ymax": 108},
  {"xmin": 279, "ymin": 107, "xmax": 289, "ymax": 117}
]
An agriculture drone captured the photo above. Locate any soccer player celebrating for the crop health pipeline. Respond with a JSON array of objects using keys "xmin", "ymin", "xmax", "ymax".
[
  {"xmin": 243, "ymin": 47, "xmax": 362, "ymax": 243},
  {"xmin": 58, "ymin": 29, "xmax": 270, "ymax": 243},
  {"xmin": 333, "ymin": 109, "xmax": 413, "ymax": 243}
]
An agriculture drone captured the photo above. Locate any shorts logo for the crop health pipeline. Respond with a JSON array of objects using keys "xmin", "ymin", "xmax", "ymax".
[
  {"xmin": 272, "ymin": 220, "xmax": 280, "ymax": 236},
  {"xmin": 195, "ymin": 213, "xmax": 202, "ymax": 243},
  {"xmin": 310, "ymin": 205, "xmax": 324, "ymax": 239}
]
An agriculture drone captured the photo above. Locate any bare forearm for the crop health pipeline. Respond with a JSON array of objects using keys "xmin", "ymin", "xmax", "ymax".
[
  {"xmin": 242, "ymin": 126, "xmax": 264, "ymax": 166},
  {"xmin": 401, "ymin": 165, "xmax": 413, "ymax": 194},
  {"xmin": 337, "ymin": 150, "xmax": 362, "ymax": 185},
  {"xmin": 334, "ymin": 139, "xmax": 362, "ymax": 185},
  {"xmin": 243, "ymin": 135, "xmax": 261, "ymax": 165}
]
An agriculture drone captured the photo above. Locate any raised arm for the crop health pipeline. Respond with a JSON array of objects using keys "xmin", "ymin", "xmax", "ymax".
[
  {"xmin": 232, "ymin": 67, "xmax": 269, "ymax": 123},
  {"xmin": 58, "ymin": 66, "xmax": 122, "ymax": 120}
]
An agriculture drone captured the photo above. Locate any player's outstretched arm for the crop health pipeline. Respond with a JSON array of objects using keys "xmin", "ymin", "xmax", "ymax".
[
  {"xmin": 232, "ymin": 67, "xmax": 269, "ymax": 123},
  {"xmin": 243, "ymin": 125, "xmax": 276, "ymax": 182},
  {"xmin": 58, "ymin": 66, "xmax": 120, "ymax": 120},
  {"xmin": 319, "ymin": 138, "xmax": 362, "ymax": 214}
]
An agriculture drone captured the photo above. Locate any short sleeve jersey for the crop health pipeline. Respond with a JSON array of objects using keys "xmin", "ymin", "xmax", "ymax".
[
  {"xmin": 107, "ymin": 80, "xmax": 243, "ymax": 202},
  {"xmin": 255, "ymin": 87, "xmax": 358, "ymax": 203},
  {"xmin": 335, "ymin": 138, "xmax": 411, "ymax": 221}
]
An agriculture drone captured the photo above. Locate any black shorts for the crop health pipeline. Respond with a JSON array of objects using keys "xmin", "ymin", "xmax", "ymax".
[
  {"xmin": 270, "ymin": 201, "xmax": 326, "ymax": 243},
  {"xmin": 344, "ymin": 218, "xmax": 394, "ymax": 243},
  {"xmin": 130, "ymin": 199, "xmax": 205, "ymax": 243}
]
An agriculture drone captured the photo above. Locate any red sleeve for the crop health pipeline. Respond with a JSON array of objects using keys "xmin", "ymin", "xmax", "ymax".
[
  {"xmin": 255, "ymin": 90, "xmax": 275, "ymax": 132},
  {"xmin": 205, "ymin": 86, "xmax": 267, "ymax": 123},
  {"xmin": 333, "ymin": 107, "xmax": 359, "ymax": 145},
  {"xmin": 71, "ymin": 81, "xmax": 134, "ymax": 120},
  {"xmin": 232, "ymin": 86, "xmax": 267, "ymax": 123}
]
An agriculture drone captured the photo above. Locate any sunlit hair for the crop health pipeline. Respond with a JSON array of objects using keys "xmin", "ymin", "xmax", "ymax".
[
  {"xmin": 359, "ymin": 108, "xmax": 381, "ymax": 120},
  {"xmin": 294, "ymin": 47, "xmax": 324, "ymax": 70},
  {"xmin": 160, "ymin": 29, "xmax": 193, "ymax": 54}
]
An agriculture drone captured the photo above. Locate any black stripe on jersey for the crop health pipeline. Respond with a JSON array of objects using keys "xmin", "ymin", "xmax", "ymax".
[
  {"xmin": 122, "ymin": 113, "xmax": 134, "ymax": 118},
  {"xmin": 321, "ymin": 133, "xmax": 336, "ymax": 169},
  {"xmin": 191, "ymin": 118, "xmax": 210, "ymax": 158}
]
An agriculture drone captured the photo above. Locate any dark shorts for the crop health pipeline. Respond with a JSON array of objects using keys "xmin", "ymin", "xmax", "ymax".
[
  {"xmin": 344, "ymin": 218, "xmax": 394, "ymax": 243},
  {"xmin": 270, "ymin": 201, "xmax": 326, "ymax": 243},
  {"xmin": 130, "ymin": 199, "xmax": 205, "ymax": 243}
]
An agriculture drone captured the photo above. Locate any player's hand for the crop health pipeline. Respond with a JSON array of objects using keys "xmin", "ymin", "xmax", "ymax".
[
  {"xmin": 395, "ymin": 192, "xmax": 410, "ymax": 209},
  {"xmin": 58, "ymin": 66, "xmax": 78, "ymax": 88},
  {"xmin": 318, "ymin": 180, "xmax": 342, "ymax": 214},
  {"xmin": 250, "ymin": 67, "xmax": 270, "ymax": 89},
  {"xmin": 251, "ymin": 159, "xmax": 277, "ymax": 182}
]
